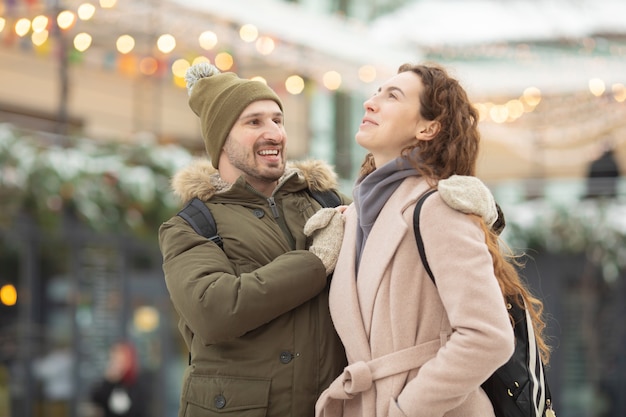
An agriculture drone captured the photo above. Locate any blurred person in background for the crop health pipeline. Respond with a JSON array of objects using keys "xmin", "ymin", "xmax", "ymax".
[{"xmin": 89, "ymin": 341, "xmax": 149, "ymax": 417}]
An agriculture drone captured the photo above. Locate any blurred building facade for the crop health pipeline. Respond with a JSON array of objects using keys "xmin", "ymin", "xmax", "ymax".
[{"xmin": 0, "ymin": 0, "xmax": 625, "ymax": 416}]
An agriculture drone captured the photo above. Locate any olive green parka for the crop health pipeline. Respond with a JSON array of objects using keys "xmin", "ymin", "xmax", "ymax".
[{"xmin": 159, "ymin": 158, "xmax": 350, "ymax": 417}]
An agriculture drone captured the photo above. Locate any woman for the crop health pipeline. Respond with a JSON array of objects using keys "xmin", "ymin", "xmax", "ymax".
[{"xmin": 314, "ymin": 63, "xmax": 550, "ymax": 417}]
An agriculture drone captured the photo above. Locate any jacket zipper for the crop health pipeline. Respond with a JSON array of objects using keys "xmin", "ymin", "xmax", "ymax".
[
  {"xmin": 267, "ymin": 196, "xmax": 296, "ymax": 250},
  {"xmin": 245, "ymin": 183, "xmax": 297, "ymax": 250}
]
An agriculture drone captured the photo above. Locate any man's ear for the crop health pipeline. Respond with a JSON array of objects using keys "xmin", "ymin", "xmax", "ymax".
[{"xmin": 416, "ymin": 120, "xmax": 440, "ymax": 141}]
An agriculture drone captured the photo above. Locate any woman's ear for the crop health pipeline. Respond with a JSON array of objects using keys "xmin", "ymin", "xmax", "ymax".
[{"xmin": 416, "ymin": 120, "xmax": 440, "ymax": 141}]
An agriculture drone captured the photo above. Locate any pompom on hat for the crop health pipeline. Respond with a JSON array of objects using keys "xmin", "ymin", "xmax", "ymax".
[{"xmin": 185, "ymin": 63, "xmax": 283, "ymax": 169}]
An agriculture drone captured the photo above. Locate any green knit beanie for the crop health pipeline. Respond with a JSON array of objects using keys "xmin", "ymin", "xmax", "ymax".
[{"xmin": 186, "ymin": 63, "xmax": 283, "ymax": 169}]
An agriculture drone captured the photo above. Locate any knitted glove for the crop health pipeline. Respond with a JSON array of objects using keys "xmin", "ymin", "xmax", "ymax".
[
  {"xmin": 438, "ymin": 175, "xmax": 499, "ymax": 228},
  {"xmin": 304, "ymin": 208, "xmax": 345, "ymax": 275}
]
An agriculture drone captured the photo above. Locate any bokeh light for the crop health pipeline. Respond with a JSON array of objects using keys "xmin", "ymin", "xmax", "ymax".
[
  {"xmin": 285, "ymin": 75, "xmax": 305, "ymax": 95},
  {"xmin": 358, "ymin": 65, "xmax": 377, "ymax": 83},
  {"xmin": 157, "ymin": 34, "xmax": 176, "ymax": 54},
  {"xmin": 77, "ymin": 3, "xmax": 96, "ymax": 20},
  {"xmin": 31, "ymin": 15, "xmax": 48, "ymax": 33},
  {"xmin": 199, "ymin": 31, "xmax": 218, "ymax": 50},
  {"xmin": 15, "ymin": 18, "xmax": 31, "ymax": 37},
  {"xmin": 322, "ymin": 71, "xmax": 342, "ymax": 90},
  {"xmin": 256, "ymin": 36, "xmax": 275, "ymax": 55},
  {"xmin": 139, "ymin": 57, "xmax": 158, "ymax": 75},
  {"xmin": 522, "ymin": 86, "xmax": 542, "ymax": 107},
  {"xmin": 73, "ymin": 32, "xmax": 92, "ymax": 52},
  {"xmin": 99, "ymin": 0, "xmax": 117, "ymax": 8},
  {"xmin": 214, "ymin": 52, "xmax": 233, "ymax": 70},
  {"xmin": 239, "ymin": 24, "xmax": 258, "ymax": 42},
  {"xmin": 0, "ymin": 284, "xmax": 17, "ymax": 306},
  {"xmin": 171, "ymin": 58, "xmax": 190, "ymax": 78},
  {"xmin": 57, "ymin": 11, "xmax": 76, "ymax": 30},
  {"xmin": 588, "ymin": 78, "xmax": 605, "ymax": 97},
  {"xmin": 116, "ymin": 35, "xmax": 135, "ymax": 54},
  {"xmin": 31, "ymin": 29, "xmax": 49, "ymax": 46}
]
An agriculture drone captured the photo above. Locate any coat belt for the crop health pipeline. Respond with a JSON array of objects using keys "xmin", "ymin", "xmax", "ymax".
[{"xmin": 323, "ymin": 338, "xmax": 441, "ymax": 401}]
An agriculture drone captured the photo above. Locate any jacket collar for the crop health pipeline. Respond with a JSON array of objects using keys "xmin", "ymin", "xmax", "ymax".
[{"xmin": 170, "ymin": 158, "xmax": 340, "ymax": 203}]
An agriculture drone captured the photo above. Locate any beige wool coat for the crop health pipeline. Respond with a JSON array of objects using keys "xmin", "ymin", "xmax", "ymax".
[{"xmin": 316, "ymin": 176, "xmax": 515, "ymax": 417}]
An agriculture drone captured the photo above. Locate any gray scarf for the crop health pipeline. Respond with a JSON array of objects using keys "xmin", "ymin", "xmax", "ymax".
[{"xmin": 353, "ymin": 157, "xmax": 419, "ymax": 268}]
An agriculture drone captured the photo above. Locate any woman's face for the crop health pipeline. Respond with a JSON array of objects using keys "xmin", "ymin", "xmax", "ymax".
[{"xmin": 356, "ymin": 71, "xmax": 436, "ymax": 167}]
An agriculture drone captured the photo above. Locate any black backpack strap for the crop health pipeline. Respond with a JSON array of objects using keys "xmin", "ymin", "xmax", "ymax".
[
  {"xmin": 413, "ymin": 189, "xmax": 437, "ymax": 286},
  {"xmin": 306, "ymin": 189, "xmax": 342, "ymax": 208},
  {"xmin": 177, "ymin": 197, "xmax": 223, "ymax": 249},
  {"xmin": 177, "ymin": 190, "xmax": 340, "ymax": 250}
]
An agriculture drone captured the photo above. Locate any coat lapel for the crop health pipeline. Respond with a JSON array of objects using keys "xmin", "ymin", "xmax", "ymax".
[
  {"xmin": 329, "ymin": 178, "xmax": 432, "ymax": 364},
  {"xmin": 329, "ymin": 204, "xmax": 372, "ymax": 362},
  {"xmin": 356, "ymin": 178, "xmax": 431, "ymax": 333}
]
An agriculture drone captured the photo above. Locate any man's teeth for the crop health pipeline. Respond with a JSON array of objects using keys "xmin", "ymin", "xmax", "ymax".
[{"xmin": 259, "ymin": 150, "xmax": 278, "ymax": 155}]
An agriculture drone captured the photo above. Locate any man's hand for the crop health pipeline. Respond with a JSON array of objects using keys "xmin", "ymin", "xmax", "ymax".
[
  {"xmin": 438, "ymin": 175, "xmax": 500, "ymax": 229},
  {"xmin": 304, "ymin": 208, "xmax": 345, "ymax": 275}
]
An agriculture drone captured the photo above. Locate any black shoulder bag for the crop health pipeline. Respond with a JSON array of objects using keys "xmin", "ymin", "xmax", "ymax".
[{"xmin": 413, "ymin": 189, "xmax": 556, "ymax": 417}]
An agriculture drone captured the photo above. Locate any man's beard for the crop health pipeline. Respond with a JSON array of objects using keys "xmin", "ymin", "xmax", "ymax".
[{"xmin": 223, "ymin": 140, "xmax": 285, "ymax": 183}]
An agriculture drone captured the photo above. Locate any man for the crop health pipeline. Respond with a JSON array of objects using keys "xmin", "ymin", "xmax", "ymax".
[{"xmin": 158, "ymin": 63, "xmax": 350, "ymax": 417}]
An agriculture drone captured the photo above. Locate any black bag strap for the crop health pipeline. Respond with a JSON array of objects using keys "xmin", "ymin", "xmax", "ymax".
[
  {"xmin": 177, "ymin": 197, "xmax": 223, "ymax": 249},
  {"xmin": 413, "ymin": 189, "xmax": 438, "ymax": 286},
  {"xmin": 306, "ymin": 188, "xmax": 342, "ymax": 208},
  {"xmin": 177, "ymin": 189, "xmax": 342, "ymax": 251}
]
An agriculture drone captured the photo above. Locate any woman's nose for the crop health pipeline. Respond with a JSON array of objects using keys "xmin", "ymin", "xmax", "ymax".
[{"xmin": 363, "ymin": 96, "xmax": 376, "ymax": 111}]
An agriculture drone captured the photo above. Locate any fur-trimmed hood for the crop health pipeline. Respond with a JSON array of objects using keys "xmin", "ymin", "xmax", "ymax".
[{"xmin": 171, "ymin": 158, "xmax": 340, "ymax": 203}]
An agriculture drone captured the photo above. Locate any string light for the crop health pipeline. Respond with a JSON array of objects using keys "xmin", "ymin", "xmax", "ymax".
[
  {"xmin": 285, "ymin": 75, "xmax": 305, "ymax": 95},
  {"xmin": 256, "ymin": 36, "xmax": 275, "ymax": 55},
  {"xmin": 199, "ymin": 30, "xmax": 218, "ymax": 50},
  {"xmin": 588, "ymin": 78, "xmax": 605, "ymax": 97},
  {"xmin": 157, "ymin": 34, "xmax": 176, "ymax": 54},
  {"xmin": 57, "ymin": 11, "xmax": 76, "ymax": 30},
  {"xmin": 31, "ymin": 15, "xmax": 48, "ymax": 33},
  {"xmin": 323, "ymin": 71, "xmax": 342, "ymax": 90},
  {"xmin": 0, "ymin": 3, "xmax": 623, "ymax": 121},
  {"xmin": 239, "ymin": 24, "xmax": 258, "ymax": 42},
  {"xmin": 15, "ymin": 18, "xmax": 31, "ymax": 37},
  {"xmin": 171, "ymin": 58, "xmax": 190, "ymax": 78},
  {"xmin": 191, "ymin": 56, "xmax": 210, "ymax": 66},
  {"xmin": 31, "ymin": 29, "xmax": 48, "ymax": 46},
  {"xmin": 139, "ymin": 57, "xmax": 158, "ymax": 75},
  {"xmin": 522, "ymin": 86, "xmax": 542, "ymax": 107},
  {"xmin": 77, "ymin": 3, "xmax": 96, "ymax": 21},
  {"xmin": 116, "ymin": 35, "xmax": 135, "ymax": 54},
  {"xmin": 505, "ymin": 99, "xmax": 524, "ymax": 121},
  {"xmin": 73, "ymin": 32, "xmax": 92, "ymax": 52},
  {"xmin": 99, "ymin": 0, "xmax": 117, "ymax": 9},
  {"xmin": 358, "ymin": 65, "xmax": 377, "ymax": 83},
  {"xmin": 251, "ymin": 76, "xmax": 268, "ymax": 84},
  {"xmin": 214, "ymin": 52, "xmax": 233, "ymax": 71},
  {"xmin": 613, "ymin": 83, "xmax": 626, "ymax": 102}
]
